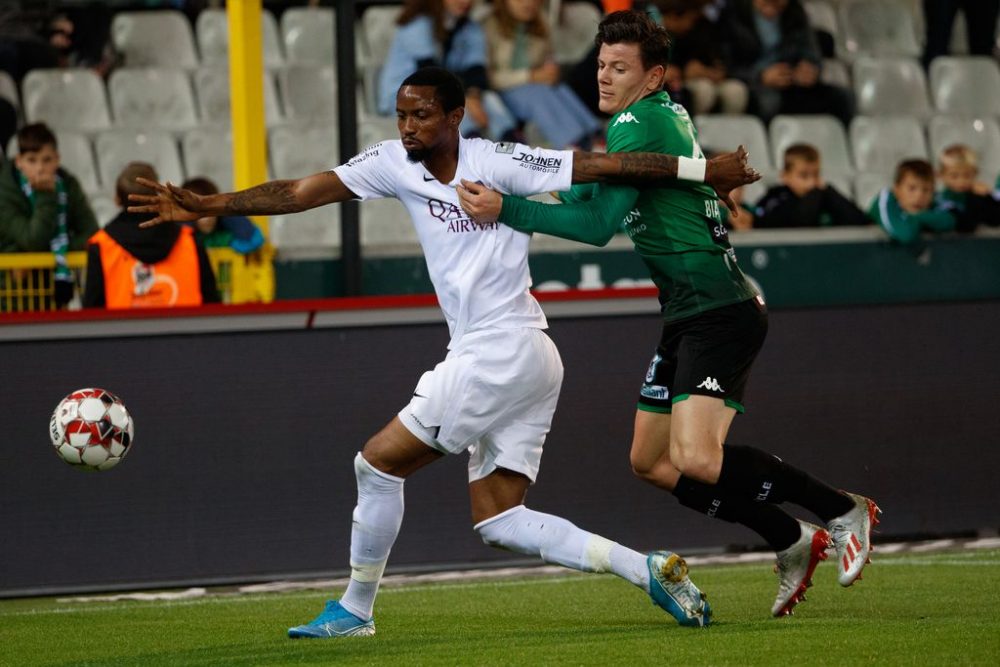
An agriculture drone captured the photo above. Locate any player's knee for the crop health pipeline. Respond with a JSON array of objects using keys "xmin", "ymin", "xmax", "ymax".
[{"xmin": 669, "ymin": 438, "xmax": 722, "ymax": 484}]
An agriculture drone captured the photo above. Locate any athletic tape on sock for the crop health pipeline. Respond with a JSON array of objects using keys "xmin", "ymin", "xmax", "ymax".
[
  {"xmin": 583, "ymin": 535, "xmax": 615, "ymax": 573},
  {"xmin": 678, "ymin": 156, "xmax": 707, "ymax": 183},
  {"xmin": 349, "ymin": 559, "xmax": 388, "ymax": 583}
]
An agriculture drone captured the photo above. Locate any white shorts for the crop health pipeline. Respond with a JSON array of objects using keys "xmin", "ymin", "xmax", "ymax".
[{"xmin": 398, "ymin": 327, "xmax": 563, "ymax": 483}]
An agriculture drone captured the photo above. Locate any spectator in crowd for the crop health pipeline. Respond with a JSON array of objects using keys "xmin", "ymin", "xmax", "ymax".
[
  {"xmin": 658, "ymin": 0, "xmax": 748, "ymax": 115},
  {"xmin": 754, "ymin": 143, "xmax": 869, "ymax": 228},
  {"xmin": 83, "ymin": 162, "xmax": 219, "ymax": 309},
  {"xmin": 720, "ymin": 0, "xmax": 853, "ymax": 126},
  {"xmin": 0, "ymin": 5, "xmax": 116, "ymax": 83},
  {"xmin": 868, "ymin": 159, "xmax": 955, "ymax": 249},
  {"xmin": 181, "ymin": 177, "xmax": 266, "ymax": 254},
  {"xmin": 0, "ymin": 97, "xmax": 16, "ymax": 152},
  {"xmin": 922, "ymin": 0, "xmax": 1000, "ymax": 68},
  {"xmin": 482, "ymin": 0, "xmax": 602, "ymax": 149},
  {"xmin": 934, "ymin": 144, "xmax": 1000, "ymax": 232},
  {"xmin": 377, "ymin": 0, "xmax": 518, "ymax": 141},
  {"xmin": 0, "ymin": 122, "xmax": 97, "ymax": 308}
]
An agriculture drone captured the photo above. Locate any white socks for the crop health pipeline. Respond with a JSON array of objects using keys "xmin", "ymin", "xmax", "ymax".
[
  {"xmin": 474, "ymin": 505, "xmax": 650, "ymax": 592},
  {"xmin": 340, "ymin": 453, "xmax": 405, "ymax": 621}
]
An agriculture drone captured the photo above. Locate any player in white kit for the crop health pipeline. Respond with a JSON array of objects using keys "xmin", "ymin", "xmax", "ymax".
[{"xmin": 130, "ymin": 67, "xmax": 759, "ymax": 636}]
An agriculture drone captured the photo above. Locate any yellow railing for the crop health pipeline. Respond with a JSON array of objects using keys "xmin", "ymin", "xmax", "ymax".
[{"xmin": 0, "ymin": 247, "xmax": 274, "ymax": 312}]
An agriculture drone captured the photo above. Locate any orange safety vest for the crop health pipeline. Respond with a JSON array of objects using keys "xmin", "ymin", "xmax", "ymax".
[{"xmin": 90, "ymin": 226, "xmax": 203, "ymax": 309}]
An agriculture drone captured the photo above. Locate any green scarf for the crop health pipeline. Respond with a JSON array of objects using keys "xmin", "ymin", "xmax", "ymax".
[
  {"xmin": 19, "ymin": 170, "xmax": 71, "ymax": 283},
  {"xmin": 511, "ymin": 24, "xmax": 529, "ymax": 70}
]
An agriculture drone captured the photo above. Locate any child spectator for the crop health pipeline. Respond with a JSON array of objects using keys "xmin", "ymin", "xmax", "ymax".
[
  {"xmin": 377, "ymin": 0, "xmax": 517, "ymax": 141},
  {"xmin": 869, "ymin": 159, "xmax": 956, "ymax": 247},
  {"xmin": 754, "ymin": 143, "xmax": 868, "ymax": 228},
  {"xmin": 181, "ymin": 177, "xmax": 266, "ymax": 254},
  {"xmin": 83, "ymin": 162, "xmax": 219, "ymax": 309},
  {"xmin": 934, "ymin": 144, "xmax": 1000, "ymax": 232},
  {"xmin": 719, "ymin": 0, "xmax": 853, "ymax": 126},
  {"xmin": 482, "ymin": 0, "xmax": 602, "ymax": 149},
  {"xmin": 658, "ymin": 0, "xmax": 748, "ymax": 115},
  {"xmin": 0, "ymin": 122, "xmax": 98, "ymax": 308}
]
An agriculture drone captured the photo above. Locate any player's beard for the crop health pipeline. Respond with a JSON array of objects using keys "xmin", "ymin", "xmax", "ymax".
[{"xmin": 405, "ymin": 146, "xmax": 432, "ymax": 163}]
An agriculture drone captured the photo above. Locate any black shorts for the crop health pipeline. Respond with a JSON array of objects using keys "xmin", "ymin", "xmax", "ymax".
[{"xmin": 638, "ymin": 296, "xmax": 768, "ymax": 414}]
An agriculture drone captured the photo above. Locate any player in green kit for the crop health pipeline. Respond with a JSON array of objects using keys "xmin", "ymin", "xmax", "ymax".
[{"xmin": 457, "ymin": 10, "xmax": 879, "ymax": 618}]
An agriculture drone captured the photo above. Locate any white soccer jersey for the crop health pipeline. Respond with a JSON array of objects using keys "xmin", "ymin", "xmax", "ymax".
[{"xmin": 334, "ymin": 137, "xmax": 574, "ymax": 345}]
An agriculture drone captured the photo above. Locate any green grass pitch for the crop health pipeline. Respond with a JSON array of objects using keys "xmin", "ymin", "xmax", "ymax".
[{"xmin": 2, "ymin": 549, "xmax": 999, "ymax": 666}]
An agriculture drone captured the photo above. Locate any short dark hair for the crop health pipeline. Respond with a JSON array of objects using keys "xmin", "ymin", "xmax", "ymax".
[
  {"xmin": 400, "ymin": 66, "xmax": 466, "ymax": 112},
  {"xmin": 595, "ymin": 10, "xmax": 672, "ymax": 70},
  {"xmin": 181, "ymin": 177, "xmax": 220, "ymax": 197},
  {"xmin": 894, "ymin": 159, "xmax": 934, "ymax": 185},
  {"xmin": 783, "ymin": 143, "xmax": 820, "ymax": 170},
  {"xmin": 116, "ymin": 162, "xmax": 159, "ymax": 206},
  {"xmin": 17, "ymin": 123, "xmax": 58, "ymax": 154}
]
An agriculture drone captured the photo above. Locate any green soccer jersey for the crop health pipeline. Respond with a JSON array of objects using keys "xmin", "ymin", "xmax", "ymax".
[{"xmin": 584, "ymin": 92, "xmax": 758, "ymax": 321}]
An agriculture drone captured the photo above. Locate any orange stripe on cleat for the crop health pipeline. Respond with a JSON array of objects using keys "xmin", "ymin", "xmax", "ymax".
[
  {"xmin": 842, "ymin": 554, "xmax": 850, "ymax": 571},
  {"xmin": 850, "ymin": 534, "xmax": 863, "ymax": 551}
]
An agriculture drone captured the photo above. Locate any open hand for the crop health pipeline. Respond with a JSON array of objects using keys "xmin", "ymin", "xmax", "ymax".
[
  {"xmin": 705, "ymin": 145, "xmax": 761, "ymax": 214},
  {"xmin": 457, "ymin": 179, "xmax": 502, "ymax": 222},
  {"xmin": 127, "ymin": 177, "xmax": 204, "ymax": 227}
]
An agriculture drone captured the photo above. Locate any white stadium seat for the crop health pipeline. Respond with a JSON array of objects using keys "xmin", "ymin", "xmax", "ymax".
[
  {"xmin": 181, "ymin": 126, "xmax": 234, "ymax": 192},
  {"xmin": 108, "ymin": 67, "xmax": 199, "ymax": 132},
  {"xmin": 55, "ymin": 131, "xmax": 100, "ymax": 195},
  {"xmin": 849, "ymin": 115, "xmax": 928, "ymax": 176},
  {"xmin": 552, "ymin": 2, "xmax": 603, "ymax": 65},
  {"xmin": 196, "ymin": 8, "xmax": 284, "ymax": 69},
  {"xmin": 270, "ymin": 206, "xmax": 341, "ymax": 250},
  {"xmin": 927, "ymin": 115, "xmax": 1000, "ymax": 185},
  {"xmin": 111, "ymin": 11, "xmax": 199, "ymax": 68},
  {"xmin": 193, "ymin": 67, "xmax": 283, "ymax": 127},
  {"xmin": 852, "ymin": 56, "xmax": 930, "ymax": 117},
  {"xmin": 693, "ymin": 114, "xmax": 774, "ymax": 176},
  {"xmin": 837, "ymin": 0, "xmax": 921, "ymax": 61},
  {"xmin": 804, "ymin": 1, "xmax": 839, "ymax": 41},
  {"xmin": 281, "ymin": 7, "xmax": 335, "ymax": 65},
  {"xmin": 929, "ymin": 56, "xmax": 1000, "ymax": 117},
  {"xmin": 88, "ymin": 193, "xmax": 118, "ymax": 228},
  {"xmin": 359, "ymin": 6, "xmax": 400, "ymax": 68},
  {"xmin": 769, "ymin": 115, "xmax": 852, "ymax": 177},
  {"xmin": 360, "ymin": 198, "xmax": 418, "ymax": 247},
  {"xmin": 22, "ymin": 69, "xmax": 111, "ymax": 132},
  {"xmin": 94, "ymin": 129, "xmax": 185, "ymax": 197},
  {"xmin": 854, "ymin": 172, "xmax": 888, "ymax": 209},
  {"xmin": 0, "ymin": 70, "xmax": 20, "ymax": 116},
  {"xmin": 269, "ymin": 124, "xmax": 337, "ymax": 179},
  {"xmin": 358, "ymin": 116, "xmax": 399, "ymax": 149},
  {"xmin": 278, "ymin": 65, "xmax": 337, "ymax": 123},
  {"xmin": 821, "ymin": 58, "xmax": 851, "ymax": 89}
]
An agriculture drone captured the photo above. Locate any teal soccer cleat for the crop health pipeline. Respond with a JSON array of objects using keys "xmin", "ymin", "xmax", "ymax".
[
  {"xmin": 647, "ymin": 551, "xmax": 712, "ymax": 627},
  {"xmin": 287, "ymin": 600, "xmax": 375, "ymax": 639}
]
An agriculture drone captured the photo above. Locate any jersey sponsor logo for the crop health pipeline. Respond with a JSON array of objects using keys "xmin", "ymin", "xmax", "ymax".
[
  {"xmin": 623, "ymin": 208, "xmax": 646, "ymax": 238},
  {"xmin": 345, "ymin": 143, "xmax": 381, "ymax": 166},
  {"xmin": 640, "ymin": 384, "xmax": 670, "ymax": 400},
  {"xmin": 512, "ymin": 152, "xmax": 563, "ymax": 173},
  {"xmin": 696, "ymin": 376, "xmax": 724, "ymax": 392},
  {"xmin": 494, "ymin": 141, "xmax": 515, "ymax": 154},
  {"xmin": 645, "ymin": 353, "xmax": 662, "ymax": 383},
  {"xmin": 756, "ymin": 481, "xmax": 773, "ymax": 502},
  {"xmin": 661, "ymin": 100, "xmax": 690, "ymax": 117},
  {"xmin": 613, "ymin": 112, "xmax": 639, "ymax": 126},
  {"xmin": 427, "ymin": 198, "xmax": 500, "ymax": 233}
]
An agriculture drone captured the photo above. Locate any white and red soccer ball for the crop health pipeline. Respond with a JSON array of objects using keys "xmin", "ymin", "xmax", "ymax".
[{"xmin": 49, "ymin": 388, "xmax": 134, "ymax": 471}]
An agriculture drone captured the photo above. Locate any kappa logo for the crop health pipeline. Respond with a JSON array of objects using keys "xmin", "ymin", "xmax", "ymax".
[
  {"xmin": 696, "ymin": 376, "xmax": 724, "ymax": 392},
  {"xmin": 613, "ymin": 112, "xmax": 639, "ymax": 126}
]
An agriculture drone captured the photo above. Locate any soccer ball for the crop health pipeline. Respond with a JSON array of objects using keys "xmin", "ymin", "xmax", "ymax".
[{"xmin": 49, "ymin": 388, "xmax": 134, "ymax": 471}]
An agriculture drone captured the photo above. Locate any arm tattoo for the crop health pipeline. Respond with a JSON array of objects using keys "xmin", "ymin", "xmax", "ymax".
[
  {"xmin": 572, "ymin": 152, "xmax": 679, "ymax": 184},
  {"xmin": 223, "ymin": 180, "xmax": 303, "ymax": 215}
]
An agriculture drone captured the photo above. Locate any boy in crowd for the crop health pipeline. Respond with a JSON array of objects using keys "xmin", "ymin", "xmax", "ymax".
[
  {"xmin": 869, "ymin": 159, "xmax": 955, "ymax": 247},
  {"xmin": 0, "ymin": 122, "xmax": 97, "ymax": 307},
  {"xmin": 754, "ymin": 144, "xmax": 868, "ymax": 228},
  {"xmin": 934, "ymin": 144, "xmax": 1000, "ymax": 232},
  {"xmin": 181, "ymin": 177, "xmax": 265, "ymax": 255}
]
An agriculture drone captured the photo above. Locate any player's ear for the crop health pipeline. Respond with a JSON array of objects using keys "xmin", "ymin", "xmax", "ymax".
[{"xmin": 450, "ymin": 107, "xmax": 464, "ymax": 128}]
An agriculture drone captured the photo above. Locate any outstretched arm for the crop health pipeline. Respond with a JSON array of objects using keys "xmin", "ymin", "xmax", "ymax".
[
  {"xmin": 128, "ymin": 171, "xmax": 358, "ymax": 228},
  {"xmin": 572, "ymin": 145, "xmax": 760, "ymax": 213}
]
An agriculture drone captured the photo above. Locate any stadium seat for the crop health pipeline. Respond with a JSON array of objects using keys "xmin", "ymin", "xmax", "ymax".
[
  {"xmin": 837, "ymin": 0, "xmax": 921, "ymax": 61},
  {"xmin": 108, "ymin": 68, "xmax": 199, "ymax": 132},
  {"xmin": 193, "ymin": 67, "xmax": 283, "ymax": 127},
  {"xmin": 849, "ymin": 115, "xmax": 928, "ymax": 176},
  {"xmin": 552, "ymin": 2, "xmax": 603, "ymax": 65},
  {"xmin": 804, "ymin": 1, "xmax": 839, "ymax": 43},
  {"xmin": 270, "ymin": 206, "xmax": 341, "ymax": 249},
  {"xmin": 88, "ymin": 193, "xmax": 118, "ymax": 228},
  {"xmin": 927, "ymin": 115, "xmax": 1000, "ymax": 185},
  {"xmin": 769, "ymin": 115, "xmax": 852, "ymax": 177},
  {"xmin": 358, "ymin": 116, "xmax": 399, "ymax": 149},
  {"xmin": 821, "ymin": 58, "xmax": 851, "ymax": 89},
  {"xmin": 852, "ymin": 56, "xmax": 930, "ymax": 117},
  {"xmin": 278, "ymin": 65, "xmax": 337, "ymax": 123},
  {"xmin": 22, "ymin": 69, "xmax": 111, "ymax": 132},
  {"xmin": 929, "ymin": 56, "xmax": 1000, "ymax": 117},
  {"xmin": 181, "ymin": 126, "xmax": 234, "ymax": 192},
  {"xmin": 854, "ymin": 172, "xmax": 888, "ymax": 209},
  {"xmin": 280, "ymin": 7, "xmax": 335, "ymax": 65},
  {"xmin": 360, "ymin": 198, "xmax": 419, "ymax": 247},
  {"xmin": 56, "ymin": 131, "xmax": 100, "ymax": 195},
  {"xmin": 269, "ymin": 124, "xmax": 337, "ymax": 179},
  {"xmin": 0, "ymin": 70, "xmax": 20, "ymax": 116},
  {"xmin": 359, "ymin": 5, "xmax": 400, "ymax": 68},
  {"xmin": 196, "ymin": 8, "xmax": 284, "ymax": 69},
  {"xmin": 825, "ymin": 174, "xmax": 854, "ymax": 201},
  {"xmin": 111, "ymin": 11, "xmax": 199, "ymax": 69},
  {"xmin": 94, "ymin": 129, "xmax": 185, "ymax": 196},
  {"xmin": 693, "ymin": 114, "xmax": 774, "ymax": 176}
]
